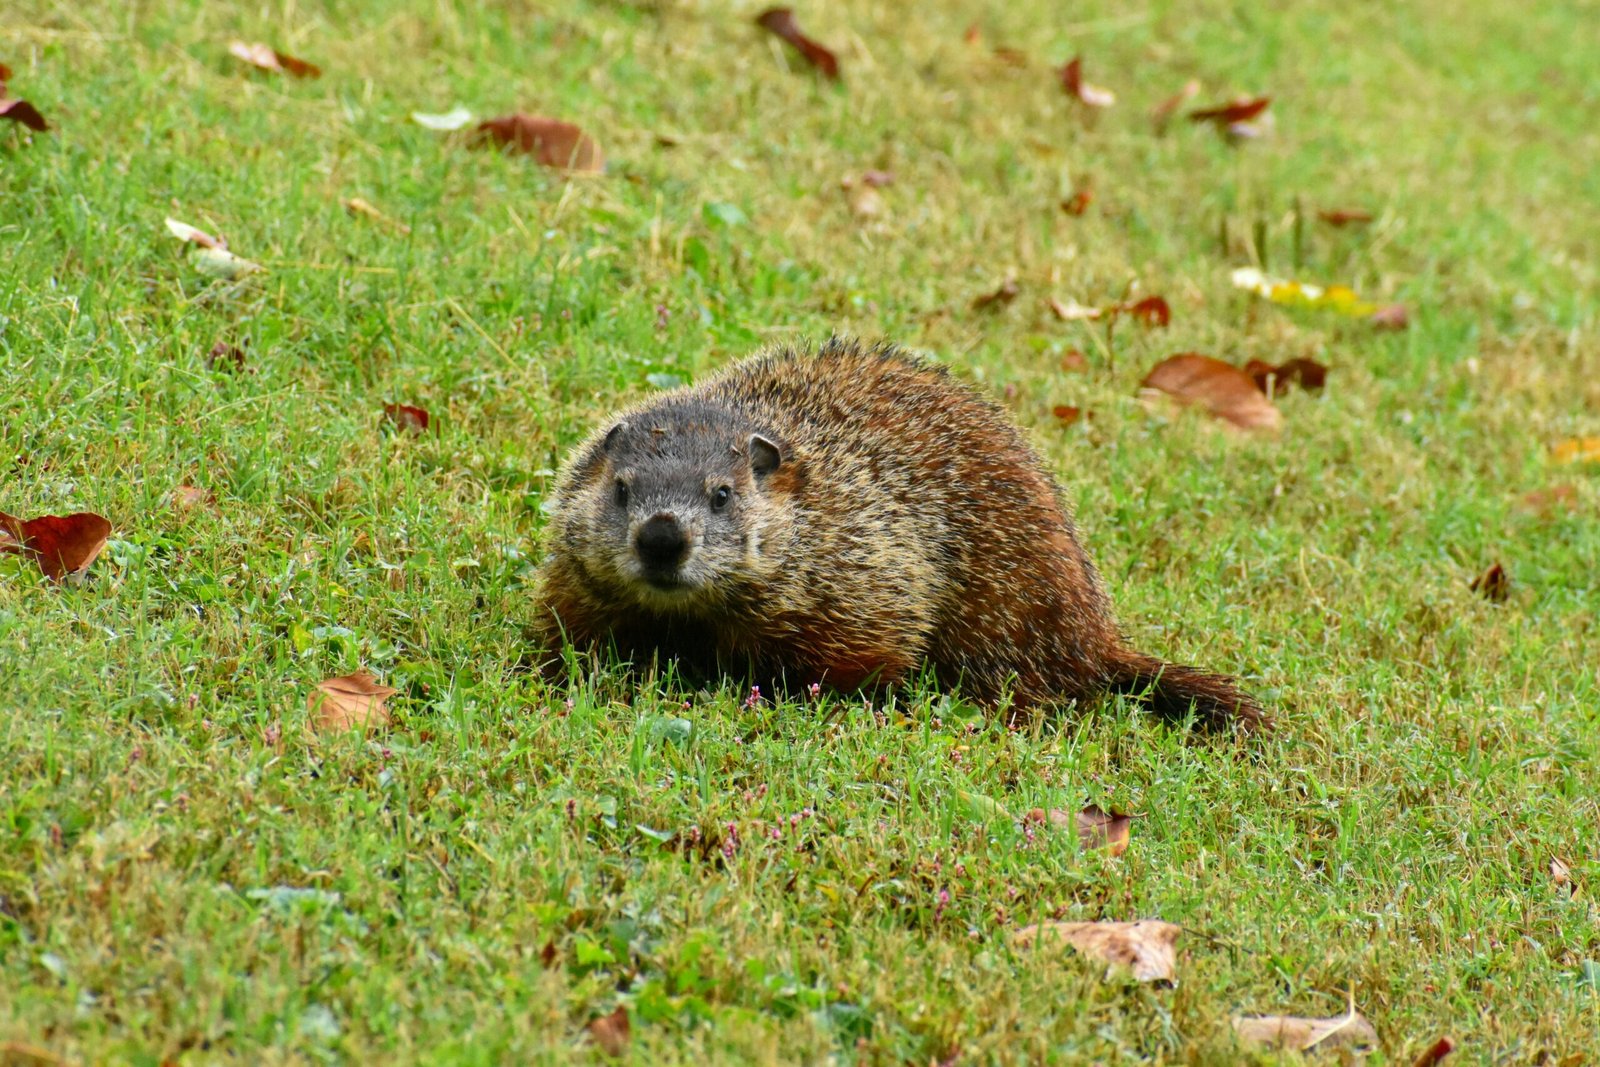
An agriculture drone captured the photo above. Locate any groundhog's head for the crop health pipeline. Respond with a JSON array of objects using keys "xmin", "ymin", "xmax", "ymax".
[{"xmin": 552, "ymin": 400, "xmax": 790, "ymax": 610}]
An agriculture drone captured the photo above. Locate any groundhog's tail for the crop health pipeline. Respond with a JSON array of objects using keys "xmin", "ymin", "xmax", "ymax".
[{"xmin": 1107, "ymin": 649, "xmax": 1271, "ymax": 735}]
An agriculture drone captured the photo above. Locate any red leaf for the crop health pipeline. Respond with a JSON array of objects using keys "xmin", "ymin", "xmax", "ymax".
[
  {"xmin": 0, "ymin": 510, "xmax": 113, "ymax": 580},
  {"xmin": 1122, "ymin": 295, "xmax": 1170, "ymax": 328},
  {"xmin": 228, "ymin": 41, "xmax": 322, "ymax": 79},
  {"xmin": 755, "ymin": 8, "xmax": 840, "ymax": 81},
  {"xmin": 1410, "ymin": 1037, "xmax": 1456, "ymax": 1067},
  {"xmin": 972, "ymin": 277, "xmax": 1020, "ymax": 311},
  {"xmin": 0, "ymin": 99, "xmax": 49, "ymax": 132},
  {"xmin": 1052, "ymin": 405, "xmax": 1083, "ymax": 424},
  {"xmin": 1061, "ymin": 183, "xmax": 1093, "ymax": 216},
  {"xmin": 1189, "ymin": 95, "xmax": 1271, "ymax": 126},
  {"xmin": 383, "ymin": 402, "xmax": 431, "ymax": 434},
  {"xmin": 1318, "ymin": 208, "xmax": 1373, "ymax": 227},
  {"xmin": 475, "ymin": 114, "xmax": 605, "ymax": 173},
  {"xmin": 1140, "ymin": 354, "xmax": 1282, "ymax": 433},
  {"xmin": 1060, "ymin": 56, "xmax": 1115, "ymax": 108},
  {"xmin": 1470, "ymin": 562, "xmax": 1509, "ymax": 603}
]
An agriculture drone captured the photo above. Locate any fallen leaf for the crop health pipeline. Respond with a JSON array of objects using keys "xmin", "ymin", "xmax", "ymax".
[
  {"xmin": 846, "ymin": 183, "xmax": 884, "ymax": 219},
  {"xmin": 194, "ymin": 246, "xmax": 263, "ymax": 280},
  {"xmin": 165, "ymin": 217, "xmax": 226, "ymax": 250},
  {"xmin": 539, "ymin": 940, "xmax": 558, "ymax": 968},
  {"xmin": 1319, "ymin": 208, "xmax": 1374, "ymax": 227},
  {"xmin": 1071, "ymin": 804, "xmax": 1131, "ymax": 856},
  {"xmin": 1151, "ymin": 79, "xmax": 1200, "ymax": 131},
  {"xmin": 207, "ymin": 340, "xmax": 246, "ymax": 371},
  {"xmin": 1061, "ymin": 182, "xmax": 1093, "ymax": 216},
  {"xmin": 962, "ymin": 24, "xmax": 981, "ymax": 45},
  {"xmin": 755, "ymin": 8, "xmax": 840, "ymax": 81},
  {"xmin": 1190, "ymin": 95, "xmax": 1271, "ymax": 126},
  {"xmin": 1140, "ymin": 354, "xmax": 1283, "ymax": 432},
  {"xmin": 228, "ymin": 41, "xmax": 321, "ymax": 78},
  {"xmin": 1410, "ymin": 1037, "xmax": 1456, "ymax": 1067},
  {"xmin": 1013, "ymin": 920, "xmax": 1180, "ymax": 982},
  {"xmin": 1470, "ymin": 561, "xmax": 1509, "ymax": 603},
  {"xmin": 1123, "ymin": 295, "xmax": 1171, "ymax": 328},
  {"xmin": 1520, "ymin": 484, "xmax": 1577, "ymax": 514},
  {"xmin": 170, "ymin": 485, "xmax": 215, "ymax": 510},
  {"xmin": 1243, "ymin": 357, "xmax": 1328, "ymax": 397},
  {"xmin": 411, "ymin": 107, "xmax": 474, "ymax": 131},
  {"xmin": 383, "ymin": 402, "xmax": 431, "ymax": 434},
  {"xmin": 1370, "ymin": 303, "xmax": 1409, "ymax": 330},
  {"xmin": 1052, "ymin": 406, "xmax": 1083, "ymax": 425},
  {"xmin": 1551, "ymin": 437, "xmax": 1600, "ymax": 465},
  {"xmin": 308, "ymin": 671, "xmax": 396, "ymax": 733},
  {"xmin": 972, "ymin": 277, "xmax": 1020, "ymax": 311},
  {"xmin": 342, "ymin": 197, "xmax": 411, "ymax": 234},
  {"xmin": 475, "ymin": 114, "xmax": 604, "ymax": 172},
  {"xmin": 1231, "ymin": 1011, "xmax": 1378, "ymax": 1052},
  {"xmin": 0, "ymin": 99, "xmax": 49, "ymax": 132},
  {"xmin": 1060, "ymin": 349, "xmax": 1088, "ymax": 372},
  {"xmin": 1060, "ymin": 56, "xmax": 1115, "ymax": 108},
  {"xmin": 1048, "ymin": 298, "xmax": 1101, "ymax": 321},
  {"xmin": 587, "ymin": 1005, "xmax": 631, "ymax": 1058},
  {"xmin": 860, "ymin": 169, "xmax": 894, "ymax": 188},
  {"xmin": 0, "ymin": 510, "xmax": 113, "ymax": 580}
]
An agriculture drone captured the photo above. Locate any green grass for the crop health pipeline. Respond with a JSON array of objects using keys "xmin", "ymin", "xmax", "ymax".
[{"xmin": 3, "ymin": 0, "xmax": 1599, "ymax": 1062}]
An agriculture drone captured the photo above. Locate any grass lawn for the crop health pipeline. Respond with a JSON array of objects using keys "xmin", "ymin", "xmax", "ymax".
[{"xmin": 3, "ymin": 0, "xmax": 1598, "ymax": 1061}]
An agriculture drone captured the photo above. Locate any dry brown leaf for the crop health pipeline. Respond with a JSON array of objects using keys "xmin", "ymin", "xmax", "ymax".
[
  {"xmin": 1411, "ymin": 1037, "xmax": 1456, "ymax": 1067},
  {"xmin": 755, "ymin": 8, "xmax": 840, "ymax": 81},
  {"xmin": 1071, "ymin": 804, "xmax": 1131, "ymax": 856},
  {"xmin": 1470, "ymin": 561, "xmax": 1509, "ymax": 603},
  {"xmin": 1231, "ymin": 1011, "xmax": 1379, "ymax": 1052},
  {"xmin": 383, "ymin": 403, "xmax": 431, "ymax": 434},
  {"xmin": 1319, "ymin": 208, "xmax": 1374, "ymax": 227},
  {"xmin": 1060, "ymin": 56, "xmax": 1115, "ymax": 108},
  {"xmin": 1052, "ymin": 406, "xmax": 1083, "ymax": 425},
  {"xmin": 1060, "ymin": 349, "xmax": 1088, "ymax": 372},
  {"xmin": 1550, "ymin": 857, "xmax": 1572, "ymax": 887},
  {"xmin": 0, "ymin": 98, "xmax": 49, "ymax": 132},
  {"xmin": 972, "ymin": 277, "xmax": 1020, "ymax": 311},
  {"xmin": 1012, "ymin": 919, "xmax": 1179, "ymax": 982},
  {"xmin": 475, "ymin": 114, "xmax": 605, "ymax": 173},
  {"xmin": 308, "ymin": 671, "xmax": 396, "ymax": 733},
  {"xmin": 170, "ymin": 485, "xmax": 215, "ymax": 510},
  {"xmin": 1060, "ymin": 183, "xmax": 1093, "ymax": 216},
  {"xmin": 1551, "ymin": 437, "xmax": 1600, "ymax": 465},
  {"xmin": 587, "ymin": 1005, "xmax": 631, "ymax": 1058},
  {"xmin": 0, "ymin": 510, "xmax": 113, "ymax": 580},
  {"xmin": 1140, "ymin": 354, "xmax": 1283, "ymax": 433},
  {"xmin": 228, "ymin": 41, "xmax": 322, "ymax": 78},
  {"xmin": 1189, "ymin": 95, "xmax": 1271, "ymax": 126},
  {"xmin": 1370, "ymin": 303, "xmax": 1410, "ymax": 330},
  {"xmin": 1243, "ymin": 356, "xmax": 1329, "ymax": 397},
  {"xmin": 1520, "ymin": 484, "xmax": 1577, "ymax": 514},
  {"xmin": 1123, "ymin": 295, "xmax": 1171, "ymax": 328},
  {"xmin": 1151, "ymin": 79, "xmax": 1200, "ymax": 131}
]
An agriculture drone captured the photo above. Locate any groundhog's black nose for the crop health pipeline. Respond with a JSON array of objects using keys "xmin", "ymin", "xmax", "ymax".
[{"xmin": 635, "ymin": 513, "xmax": 687, "ymax": 571}]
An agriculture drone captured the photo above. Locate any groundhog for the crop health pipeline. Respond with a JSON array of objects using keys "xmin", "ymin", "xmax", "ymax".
[{"xmin": 535, "ymin": 338, "xmax": 1268, "ymax": 733}]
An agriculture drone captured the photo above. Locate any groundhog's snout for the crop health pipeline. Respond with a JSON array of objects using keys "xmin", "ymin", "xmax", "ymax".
[{"xmin": 635, "ymin": 512, "xmax": 689, "ymax": 574}]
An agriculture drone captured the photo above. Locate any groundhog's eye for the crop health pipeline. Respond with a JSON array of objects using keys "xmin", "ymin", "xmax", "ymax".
[
  {"xmin": 711, "ymin": 485, "xmax": 732, "ymax": 511},
  {"xmin": 613, "ymin": 479, "xmax": 629, "ymax": 508}
]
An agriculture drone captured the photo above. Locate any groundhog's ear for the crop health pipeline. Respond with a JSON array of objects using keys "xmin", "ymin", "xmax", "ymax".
[
  {"xmin": 602, "ymin": 421, "xmax": 628, "ymax": 452},
  {"xmin": 748, "ymin": 433, "xmax": 782, "ymax": 475}
]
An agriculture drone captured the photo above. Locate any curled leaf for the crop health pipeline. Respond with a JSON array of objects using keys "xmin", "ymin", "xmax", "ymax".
[
  {"xmin": 165, "ymin": 217, "xmax": 226, "ymax": 250},
  {"xmin": 383, "ymin": 403, "xmax": 431, "ymax": 434},
  {"xmin": 228, "ymin": 41, "xmax": 321, "ymax": 78},
  {"xmin": 1060, "ymin": 56, "xmax": 1115, "ymax": 108},
  {"xmin": 308, "ymin": 671, "xmax": 396, "ymax": 733},
  {"xmin": 0, "ymin": 510, "xmax": 112, "ymax": 580},
  {"xmin": 972, "ymin": 277, "xmax": 1020, "ymax": 311},
  {"xmin": 755, "ymin": 8, "xmax": 840, "ymax": 81},
  {"xmin": 411, "ymin": 107, "xmax": 474, "ymax": 131},
  {"xmin": 1140, "ymin": 354, "xmax": 1283, "ymax": 433},
  {"xmin": 1470, "ymin": 561, "xmax": 1509, "ymax": 603},
  {"xmin": 0, "ymin": 98, "xmax": 49, "ymax": 132},
  {"xmin": 1190, "ymin": 95, "xmax": 1271, "ymax": 126},
  {"xmin": 1048, "ymin": 298, "xmax": 1101, "ymax": 322},
  {"xmin": 1151, "ymin": 79, "xmax": 1200, "ymax": 131},
  {"xmin": 1243, "ymin": 357, "xmax": 1328, "ymax": 397},
  {"xmin": 1013, "ymin": 920, "xmax": 1180, "ymax": 982},
  {"xmin": 475, "ymin": 114, "xmax": 604, "ymax": 173}
]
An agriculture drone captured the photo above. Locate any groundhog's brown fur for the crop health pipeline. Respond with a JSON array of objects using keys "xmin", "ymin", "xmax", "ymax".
[{"xmin": 535, "ymin": 338, "xmax": 1268, "ymax": 733}]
